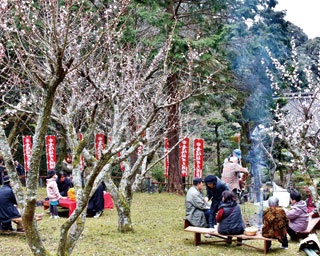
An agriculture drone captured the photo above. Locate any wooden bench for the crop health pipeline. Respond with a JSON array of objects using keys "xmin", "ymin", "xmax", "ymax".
[
  {"xmin": 296, "ymin": 217, "xmax": 320, "ymax": 241},
  {"xmin": 184, "ymin": 226, "xmax": 275, "ymax": 254},
  {"xmin": 184, "ymin": 218, "xmax": 191, "ymax": 229}
]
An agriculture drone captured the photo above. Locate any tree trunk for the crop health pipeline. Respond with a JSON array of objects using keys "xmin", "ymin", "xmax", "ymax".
[
  {"xmin": 166, "ymin": 73, "xmax": 183, "ymax": 194},
  {"xmin": 105, "ymin": 178, "xmax": 134, "ymax": 232},
  {"xmin": 117, "ymin": 202, "xmax": 133, "ymax": 232}
]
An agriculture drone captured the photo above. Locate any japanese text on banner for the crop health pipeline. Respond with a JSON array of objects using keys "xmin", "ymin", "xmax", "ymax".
[
  {"xmin": 164, "ymin": 138, "xmax": 169, "ymax": 178},
  {"xmin": 45, "ymin": 135, "xmax": 56, "ymax": 171},
  {"xmin": 193, "ymin": 138, "xmax": 204, "ymax": 178},
  {"xmin": 179, "ymin": 138, "xmax": 189, "ymax": 177},
  {"xmin": 95, "ymin": 134, "xmax": 105, "ymax": 160},
  {"xmin": 23, "ymin": 135, "xmax": 32, "ymax": 172}
]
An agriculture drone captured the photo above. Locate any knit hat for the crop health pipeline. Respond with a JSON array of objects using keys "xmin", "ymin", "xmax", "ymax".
[
  {"xmin": 47, "ymin": 170, "xmax": 56, "ymax": 179},
  {"xmin": 204, "ymin": 175, "xmax": 217, "ymax": 185},
  {"xmin": 233, "ymin": 149, "xmax": 241, "ymax": 159}
]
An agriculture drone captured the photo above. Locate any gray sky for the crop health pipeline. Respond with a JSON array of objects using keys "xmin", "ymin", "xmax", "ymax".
[{"xmin": 275, "ymin": 0, "xmax": 320, "ymax": 39}]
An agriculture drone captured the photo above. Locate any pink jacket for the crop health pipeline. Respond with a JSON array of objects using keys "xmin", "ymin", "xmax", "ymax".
[
  {"xmin": 286, "ymin": 201, "xmax": 309, "ymax": 232},
  {"xmin": 46, "ymin": 178, "xmax": 62, "ymax": 202}
]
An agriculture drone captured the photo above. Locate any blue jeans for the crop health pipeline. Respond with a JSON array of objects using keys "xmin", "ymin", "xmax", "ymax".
[
  {"xmin": 50, "ymin": 201, "xmax": 59, "ymax": 216},
  {"xmin": 204, "ymin": 209, "xmax": 214, "ymax": 228},
  {"xmin": 147, "ymin": 178, "xmax": 155, "ymax": 193}
]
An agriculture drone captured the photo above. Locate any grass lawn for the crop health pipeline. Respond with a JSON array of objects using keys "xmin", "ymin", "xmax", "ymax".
[{"xmin": 0, "ymin": 188, "xmax": 309, "ymax": 256}]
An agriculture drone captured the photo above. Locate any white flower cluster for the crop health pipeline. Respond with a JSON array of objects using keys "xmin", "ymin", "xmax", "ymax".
[{"xmin": 264, "ymin": 37, "xmax": 320, "ymax": 171}]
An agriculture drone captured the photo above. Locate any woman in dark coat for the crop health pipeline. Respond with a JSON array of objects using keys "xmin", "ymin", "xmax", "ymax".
[
  {"xmin": 216, "ymin": 190, "xmax": 245, "ymax": 235},
  {"xmin": 87, "ymin": 182, "xmax": 105, "ymax": 218}
]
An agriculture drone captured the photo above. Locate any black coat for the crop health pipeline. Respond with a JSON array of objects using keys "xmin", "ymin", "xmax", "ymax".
[
  {"xmin": 56, "ymin": 177, "xmax": 73, "ymax": 197},
  {"xmin": 15, "ymin": 163, "xmax": 25, "ymax": 176},
  {"xmin": 217, "ymin": 200, "xmax": 245, "ymax": 235},
  {"xmin": 206, "ymin": 177, "xmax": 229, "ymax": 214},
  {"xmin": 87, "ymin": 183, "xmax": 105, "ymax": 215},
  {"xmin": 0, "ymin": 184, "xmax": 21, "ymax": 223}
]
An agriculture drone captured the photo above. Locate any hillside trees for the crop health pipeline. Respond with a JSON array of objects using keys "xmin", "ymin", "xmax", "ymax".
[{"xmin": 159, "ymin": 0, "xmax": 235, "ymax": 190}]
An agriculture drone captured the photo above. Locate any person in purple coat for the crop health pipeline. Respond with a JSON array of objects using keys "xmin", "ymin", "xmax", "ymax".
[{"xmin": 286, "ymin": 190, "xmax": 309, "ymax": 241}]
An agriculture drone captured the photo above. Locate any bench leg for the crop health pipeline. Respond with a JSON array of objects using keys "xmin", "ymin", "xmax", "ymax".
[
  {"xmin": 184, "ymin": 219, "xmax": 191, "ymax": 229},
  {"xmin": 194, "ymin": 233, "xmax": 201, "ymax": 246},
  {"xmin": 226, "ymin": 236, "xmax": 232, "ymax": 244},
  {"xmin": 237, "ymin": 237, "xmax": 242, "ymax": 246},
  {"xmin": 264, "ymin": 240, "xmax": 271, "ymax": 254}
]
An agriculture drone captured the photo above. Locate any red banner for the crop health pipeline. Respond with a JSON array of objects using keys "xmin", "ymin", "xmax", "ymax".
[
  {"xmin": 180, "ymin": 137, "xmax": 189, "ymax": 177},
  {"xmin": 193, "ymin": 138, "xmax": 204, "ymax": 178},
  {"xmin": 108, "ymin": 136, "xmax": 124, "ymax": 171},
  {"xmin": 78, "ymin": 133, "xmax": 85, "ymax": 171},
  {"xmin": 45, "ymin": 135, "xmax": 56, "ymax": 171},
  {"xmin": 95, "ymin": 134, "xmax": 105, "ymax": 160},
  {"xmin": 164, "ymin": 138, "xmax": 169, "ymax": 178},
  {"xmin": 23, "ymin": 135, "xmax": 32, "ymax": 172}
]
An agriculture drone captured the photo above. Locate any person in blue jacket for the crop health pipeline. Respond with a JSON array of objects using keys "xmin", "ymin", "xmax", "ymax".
[{"xmin": 204, "ymin": 175, "xmax": 229, "ymax": 228}]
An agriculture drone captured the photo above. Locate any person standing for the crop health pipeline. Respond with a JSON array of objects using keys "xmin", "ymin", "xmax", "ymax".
[
  {"xmin": 262, "ymin": 196, "xmax": 289, "ymax": 249},
  {"xmin": 223, "ymin": 148, "xmax": 242, "ymax": 167},
  {"xmin": 185, "ymin": 178, "xmax": 211, "ymax": 228},
  {"xmin": 145, "ymin": 173, "xmax": 155, "ymax": 194},
  {"xmin": 286, "ymin": 190, "xmax": 309, "ymax": 241},
  {"xmin": 14, "ymin": 160, "xmax": 25, "ymax": 176},
  {"xmin": 46, "ymin": 170, "xmax": 65, "ymax": 219},
  {"xmin": 61, "ymin": 153, "xmax": 72, "ymax": 177},
  {"xmin": 204, "ymin": 175, "xmax": 229, "ymax": 228},
  {"xmin": 216, "ymin": 190, "xmax": 245, "ymax": 235},
  {"xmin": 221, "ymin": 156, "xmax": 249, "ymax": 195}
]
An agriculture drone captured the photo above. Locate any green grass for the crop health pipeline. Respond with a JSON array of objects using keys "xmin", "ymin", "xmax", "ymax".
[{"xmin": 0, "ymin": 189, "xmax": 308, "ymax": 255}]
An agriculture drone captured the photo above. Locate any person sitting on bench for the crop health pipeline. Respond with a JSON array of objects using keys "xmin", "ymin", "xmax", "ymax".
[
  {"xmin": 216, "ymin": 190, "xmax": 245, "ymax": 235},
  {"xmin": 57, "ymin": 171, "xmax": 73, "ymax": 197},
  {"xmin": 0, "ymin": 176, "xmax": 24, "ymax": 232},
  {"xmin": 262, "ymin": 196, "xmax": 289, "ymax": 249},
  {"xmin": 286, "ymin": 190, "xmax": 309, "ymax": 241},
  {"xmin": 185, "ymin": 178, "xmax": 211, "ymax": 228},
  {"xmin": 0, "ymin": 176, "xmax": 43, "ymax": 232}
]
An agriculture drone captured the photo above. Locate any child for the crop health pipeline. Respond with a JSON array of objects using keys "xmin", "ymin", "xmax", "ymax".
[{"xmin": 46, "ymin": 170, "xmax": 65, "ymax": 219}]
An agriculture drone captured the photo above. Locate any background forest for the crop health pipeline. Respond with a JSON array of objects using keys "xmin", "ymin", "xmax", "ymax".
[{"xmin": 0, "ymin": 0, "xmax": 320, "ymax": 255}]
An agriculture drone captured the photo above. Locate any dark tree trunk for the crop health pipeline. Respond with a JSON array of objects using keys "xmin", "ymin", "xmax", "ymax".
[{"xmin": 167, "ymin": 73, "xmax": 183, "ymax": 194}]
